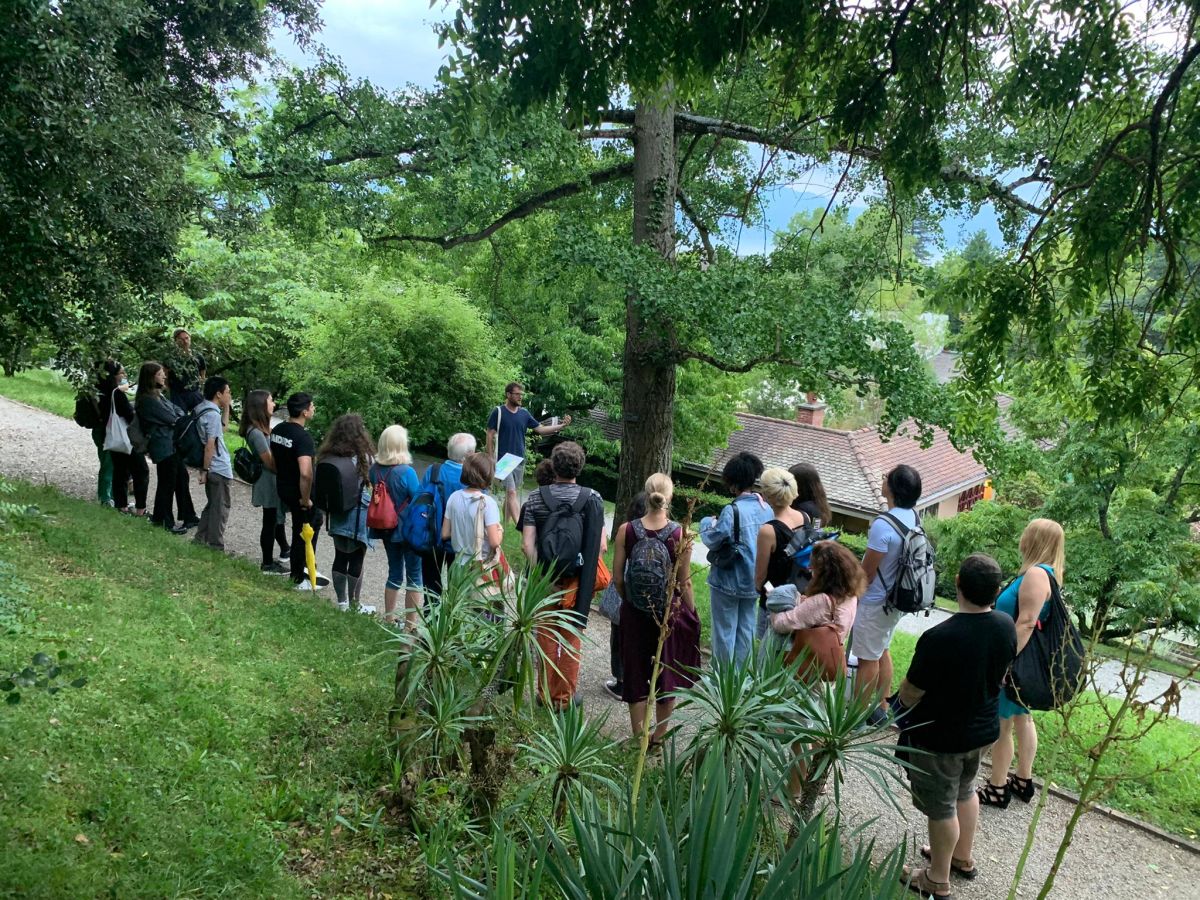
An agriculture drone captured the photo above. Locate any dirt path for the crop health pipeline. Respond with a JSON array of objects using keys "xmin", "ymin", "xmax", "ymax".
[{"xmin": 1, "ymin": 395, "xmax": 1197, "ymax": 898}]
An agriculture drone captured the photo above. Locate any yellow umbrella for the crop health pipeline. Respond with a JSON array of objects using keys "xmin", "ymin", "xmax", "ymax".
[{"xmin": 300, "ymin": 522, "xmax": 317, "ymax": 589}]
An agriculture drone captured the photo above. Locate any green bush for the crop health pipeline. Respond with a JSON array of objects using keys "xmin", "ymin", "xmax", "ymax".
[
  {"xmin": 287, "ymin": 277, "xmax": 517, "ymax": 443},
  {"xmin": 925, "ymin": 501, "xmax": 1028, "ymax": 598},
  {"xmin": 674, "ymin": 485, "xmax": 729, "ymax": 522}
]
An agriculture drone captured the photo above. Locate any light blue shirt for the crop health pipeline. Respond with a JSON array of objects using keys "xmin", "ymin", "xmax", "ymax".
[
  {"xmin": 861, "ymin": 506, "xmax": 918, "ymax": 606},
  {"xmin": 194, "ymin": 399, "xmax": 232, "ymax": 479}
]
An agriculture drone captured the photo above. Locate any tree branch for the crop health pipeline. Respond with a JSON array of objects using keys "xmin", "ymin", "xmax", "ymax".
[
  {"xmin": 368, "ymin": 160, "xmax": 636, "ymax": 249},
  {"xmin": 602, "ymin": 108, "xmax": 1046, "ymax": 215},
  {"xmin": 578, "ymin": 127, "xmax": 633, "ymax": 141},
  {"xmin": 676, "ymin": 189, "xmax": 715, "ymax": 266}
]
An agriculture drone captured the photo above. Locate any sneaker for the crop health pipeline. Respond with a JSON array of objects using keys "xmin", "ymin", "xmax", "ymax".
[
  {"xmin": 170, "ymin": 524, "xmax": 189, "ymax": 535},
  {"xmin": 295, "ymin": 580, "xmax": 319, "ymax": 592},
  {"xmin": 336, "ymin": 600, "xmax": 350, "ymax": 612},
  {"xmin": 181, "ymin": 518, "xmax": 200, "ymax": 529},
  {"xmin": 356, "ymin": 604, "xmax": 378, "ymax": 616},
  {"xmin": 303, "ymin": 567, "xmax": 331, "ymax": 588},
  {"xmin": 603, "ymin": 678, "xmax": 623, "ymax": 701},
  {"xmin": 260, "ymin": 560, "xmax": 288, "ymax": 575},
  {"xmin": 865, "ymin": 706, "xmax": 889, "ymax": 728}
]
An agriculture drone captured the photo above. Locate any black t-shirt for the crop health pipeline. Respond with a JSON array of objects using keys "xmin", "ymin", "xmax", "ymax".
[
  {"xmin": 903, "ymin": 611, "xmax": 1017, "ymax": 753},
  {"xmin": 270, "ymin": 421, "xmax": 314, "ymax": 502}
]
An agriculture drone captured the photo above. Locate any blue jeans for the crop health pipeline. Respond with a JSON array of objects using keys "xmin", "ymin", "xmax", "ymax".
[
  {"xmin": 384, "ymin": 541, "xmax": 424, "ymax": 590},
  {"xmin": 710, "ymin": 588, "xmax": 757, "ymax": 665}
]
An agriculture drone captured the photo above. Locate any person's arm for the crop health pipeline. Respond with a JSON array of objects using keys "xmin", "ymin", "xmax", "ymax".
[
  {"xmin": 485, "ymin": 408, "xmax": 498, "ymax": 456},
  {"xmin": 259, "ymin": 449, "xmax": 277, "ymax": 473},
  {"xmin": 674, "ymin": 530, "xmax": 695, "ymax": 611},
  {"xmin": 612, "ymin": 523, "xmax": 629, "ymax": 599},
  {"xmin": 861, "ymin": 548, "xmax": 885, "ymax": 585},
  {"xmin": 1014, "ymin": 566, "xmax": 1050, "ymax": 652},
  {"xmin": 770, "ymin": 592, "xmax": 830, "ymax": 633},
  {"xmin": 298, "ymin": 455, "xmax": 314, "ymax": 508},
  {"xmin": 531, "ymin": 413, "xmax": 572, "ymax": 436},
  {"xmin": 699, "ymin": 503, "xmax": 734, "ymax": 549},
  {"xmin": 860, "ymin": 518, "xmax": 892, "ymax": 584},
  {"xmin": 201, "ymin": 437, "xmax": 217, "ymax": 474},
  {"xmin": 484, "ymin": 496, "xmax": 503, "ymax": 551},
  {"xmin": 522, "ymin": 523, "xmax": 537, "ymax": 562},
  {"xmin": 755, "ymin": 522, "xmax": 775, "ymax": 591},
  {"xmin": 442, "ymin": 495, "xmax": 454, "ymax": 542},
  {"xmin": 897, "ymin": 678, "xmax": 926, "ymax": 709}
]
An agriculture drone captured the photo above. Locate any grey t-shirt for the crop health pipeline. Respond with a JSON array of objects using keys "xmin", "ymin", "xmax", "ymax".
[
  {"xmin": 195, "ymin": 399, "xmax": 232, "ymax": 479},
  {"xmin": 445, "ymin": 489, "xmax": 500, "ymax": 561},
  {"xmin": 246, "ymin": 426, "xmax": 280, "ymax": 508}
]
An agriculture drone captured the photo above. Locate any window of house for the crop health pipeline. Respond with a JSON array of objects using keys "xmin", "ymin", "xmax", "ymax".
[{"xmin": 958, "ymin": 483, "xmax": 985, "ymax": 513}]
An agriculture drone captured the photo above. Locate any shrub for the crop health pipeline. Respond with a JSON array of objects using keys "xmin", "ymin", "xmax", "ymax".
[{"xmin": 287, "ymin": 277, "xmax": 517, "ymax": 443}]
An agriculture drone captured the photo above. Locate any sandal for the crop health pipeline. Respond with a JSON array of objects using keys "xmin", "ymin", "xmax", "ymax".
[
  {"xmin": 976, "ymin": 780, "xmax": 1010, "ymax": 809},
  {"xmin": 920, "ymin": 845, "xmax": 977, "ymax": 879},
  {"xmin": 1008, "ymin": 773, "xmax": 1036, "ymax": 803},
  {"xmin": 901, "ymin": 866, "xmax": 952, "ymax": 899}
]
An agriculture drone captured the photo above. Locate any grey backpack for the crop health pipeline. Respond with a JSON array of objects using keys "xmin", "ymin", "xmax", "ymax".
[
  {"xmin": 626, "ymin": 519, "xmax": 676, "ymax": 618},
  {"xmin": 880, "ymin": 512, "xmax": 937, "ymax": 615}
]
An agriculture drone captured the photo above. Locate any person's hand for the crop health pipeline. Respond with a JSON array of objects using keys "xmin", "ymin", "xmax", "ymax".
[
  {"xmin": 301, "ymin": 498, "xmax": 312, "ymax": 510},
  {"xmin": 561, "ymin": 414, "xmax": 572, "ymax": 427},
  {"xmin": 198, "ymin": 471, "xmax": 207, "ymax": 485}
]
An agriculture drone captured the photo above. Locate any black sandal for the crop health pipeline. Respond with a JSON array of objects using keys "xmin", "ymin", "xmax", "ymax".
[
  {"xmin": 976, "ymin": 780, "xmax": 1010, "ymax": 809},
  {"xmin": 1008, "ymin": 773, "xmax": 1035, "ymax": 803},
  {"xmin": 920, "ymin": 845, "xmax": 977, "ymax": 880}
]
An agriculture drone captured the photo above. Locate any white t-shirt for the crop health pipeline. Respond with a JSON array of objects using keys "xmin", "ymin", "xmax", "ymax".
[
  {"xmin": 860, "ymin": 506, "xmax": 918, "ymax": 606},
  {"xmin": 445, "ymin": 489, "xmax": 501, "ymax": 561}
]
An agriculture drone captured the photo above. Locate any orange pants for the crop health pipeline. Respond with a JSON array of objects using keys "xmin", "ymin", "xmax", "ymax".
[{"xmin": 536, "ymin": 577, "xmax": 584, "ymax": 709}]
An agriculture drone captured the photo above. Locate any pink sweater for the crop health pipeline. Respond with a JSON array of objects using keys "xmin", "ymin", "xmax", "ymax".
[{"xmin": 770, "ymin": 592, "xmax": 858, "ymax": 645}]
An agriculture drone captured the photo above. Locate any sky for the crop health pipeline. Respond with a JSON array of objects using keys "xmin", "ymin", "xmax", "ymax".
[{"xmin": 273, "ymin": 0, "xmax": 1006, "ymax": 254}]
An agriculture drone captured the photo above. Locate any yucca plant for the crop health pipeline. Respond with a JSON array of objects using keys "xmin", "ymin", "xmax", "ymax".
[
  {"xmin": 787, "ymin": 673, "xmax": 919, "ymax": 821},
  {"xmin": 438, "ymin": 745, "xmax": 906, "ymax": 899},
  {"xmin": 489, "ymin": 562, "xmax": 586, "ymax": 713},
  {"xmin": 672, "ymin": 653, "xmax": 801, "ymax": 793},
  {"xmin": 514, "ymin": 701, "xmax": 621, "ymax": 822}
]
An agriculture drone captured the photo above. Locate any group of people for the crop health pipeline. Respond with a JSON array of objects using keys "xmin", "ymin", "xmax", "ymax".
[
  {"xmin": 670, "ymin": 450, "xmax": 1065, "ymax": 899},
  {"xmin": 88, "ymin": 350, "xmax": 1065, "ymax": 896}
]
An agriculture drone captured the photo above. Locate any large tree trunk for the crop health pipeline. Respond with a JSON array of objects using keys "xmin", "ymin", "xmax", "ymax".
[{"xmin": 615, "ymin": 93, "xmax": 678, "ymax": 524}]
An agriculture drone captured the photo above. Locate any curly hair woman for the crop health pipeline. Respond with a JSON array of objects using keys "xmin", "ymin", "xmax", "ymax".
[{"xmin": 317, "ymin": 414, "xmax": 376, "ymax": 612}]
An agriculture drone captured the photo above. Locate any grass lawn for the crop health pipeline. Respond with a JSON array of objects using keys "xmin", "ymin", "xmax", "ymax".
[
  {"xmin": 0, "ymin": 483, "xmax": 418, "ymax": 898},
  {"xmin": 0, "ymin": 368, "xmax": 75, "ymax": 418}
]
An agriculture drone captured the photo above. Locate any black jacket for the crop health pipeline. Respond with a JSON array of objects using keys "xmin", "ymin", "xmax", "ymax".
[{"xmin": 135, "ymin": 394, "xmax": 183, "ymax": 463}]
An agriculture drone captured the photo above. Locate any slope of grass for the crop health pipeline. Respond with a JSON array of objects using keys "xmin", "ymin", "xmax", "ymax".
[
  {"xmin": 0, "ymin": 483, "xmax": 418, "ymax": 898},
  {"xmin": 0, "ymin": 368, "xmax": 75, "ymax": 418}
]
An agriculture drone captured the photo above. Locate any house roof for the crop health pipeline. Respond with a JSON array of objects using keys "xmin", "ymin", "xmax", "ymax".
[{"xmin": 588, "ymin": 408, "xmax": 989, "ymax": 517}]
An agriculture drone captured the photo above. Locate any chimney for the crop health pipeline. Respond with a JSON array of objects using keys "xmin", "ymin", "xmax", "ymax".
[{"xmin": 795, "ymin": 392, "xmax": 827, "ymax": 428}]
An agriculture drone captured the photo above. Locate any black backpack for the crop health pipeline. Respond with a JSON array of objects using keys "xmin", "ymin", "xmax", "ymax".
[
  {"xmin": 535, "ymin": 486, "xmax": 591, "ymax": 581},
  {"xmin": 172, "ymin": 409, "xmax": 206, "ymax": 469},
  {"xmin": 233, "ymin": 446, "xmax": 263, "ymax": 483},
  {"xmin": 314, "ymin": 455, "xmax": 363, "ymax": 514},
  {"xmin": 73, "ymin": 392, "xmax": 101, "ymax": 429},
  {"xmin": 1005, "ymin": 571, "xmax": 1086, "ymax": 711},
  {"xmin": 626, "ymin": 519, "xmax": 676, "ymax": 618}
]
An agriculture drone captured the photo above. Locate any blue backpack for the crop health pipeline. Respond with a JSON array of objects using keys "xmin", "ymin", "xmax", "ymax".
[
  {"xmin": 783, "ymin": 519, "xmax": 841, "ymax": 590},
  {"xmin": 401, "ymin": 463, "xmax": 444, "ymax": 553}
]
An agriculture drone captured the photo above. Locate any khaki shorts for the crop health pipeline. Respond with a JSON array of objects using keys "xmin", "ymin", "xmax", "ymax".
[
  {"xmin": 906, "ymin": 747, "xmax": 983, "ymax": 820},
  {"xmin": 502, "ymin": 460, "xmax": 525, "ymax": 492},
  {"xmin": 851, "ymin": 602, "xmax": 904, "ymax": 661}
]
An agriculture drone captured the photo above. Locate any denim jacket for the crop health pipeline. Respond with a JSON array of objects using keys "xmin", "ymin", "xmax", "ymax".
[{"xmin": 701, "ymin": 492, "xmax": 773, "ymax": 597}]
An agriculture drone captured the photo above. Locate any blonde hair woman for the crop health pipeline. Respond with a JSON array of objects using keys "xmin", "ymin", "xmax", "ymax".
[
  {"xmin": 978, "ymin": 518, "xmax": 1066, "ymax": 809},
  {"xmin": 754, "ymin": 467, "xmax": 811, "ymax": 640},
  {"xmin": 611, "ymin": 473, "xmax": 700, "ymax": 747},
  {"xmin": 369, "ymin": 424, "xmax": 423, "ymax": 626}
]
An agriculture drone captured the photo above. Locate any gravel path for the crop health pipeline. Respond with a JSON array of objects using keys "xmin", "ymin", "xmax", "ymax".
[{"xmin": 1, "ymin": 395, "xmax": 1197, "ymax": 898}]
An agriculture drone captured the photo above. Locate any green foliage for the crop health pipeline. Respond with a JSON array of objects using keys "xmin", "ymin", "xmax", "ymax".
[
  {"xmin": 286, "ymin": 275, "xmax": 516, "ymax": 443},
  {"xmin": 0, "ymin": 0, "xmax": 316, "ymax": 373},
  {"xmin": 674, "ymin": 485, "xmax": 729, "ymax": 522},
  {"xmin": 926, "ymin": 501, "xmax": 1029, "ymax": 598},
  {"xmin": 0, "ymin": 369, "xmax": 76, "ymax": 419},
  {"xmin": 0, "ymin": 651, "xmax": 86, "ymax": 707}
]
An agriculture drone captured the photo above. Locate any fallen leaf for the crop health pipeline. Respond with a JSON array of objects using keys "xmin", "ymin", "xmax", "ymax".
[
  {"xmin": 74, "ymin": 834, "xmax": 89, "ymax": 845},
  {"xmin": 49, "ymin": 718, "xmax": 60, "ymax": 726}
]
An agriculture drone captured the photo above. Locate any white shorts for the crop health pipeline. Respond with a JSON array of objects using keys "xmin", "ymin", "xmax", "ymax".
[{"xmin": 851, "ymin": 602, "xmax": 904, "ymax": 661}]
